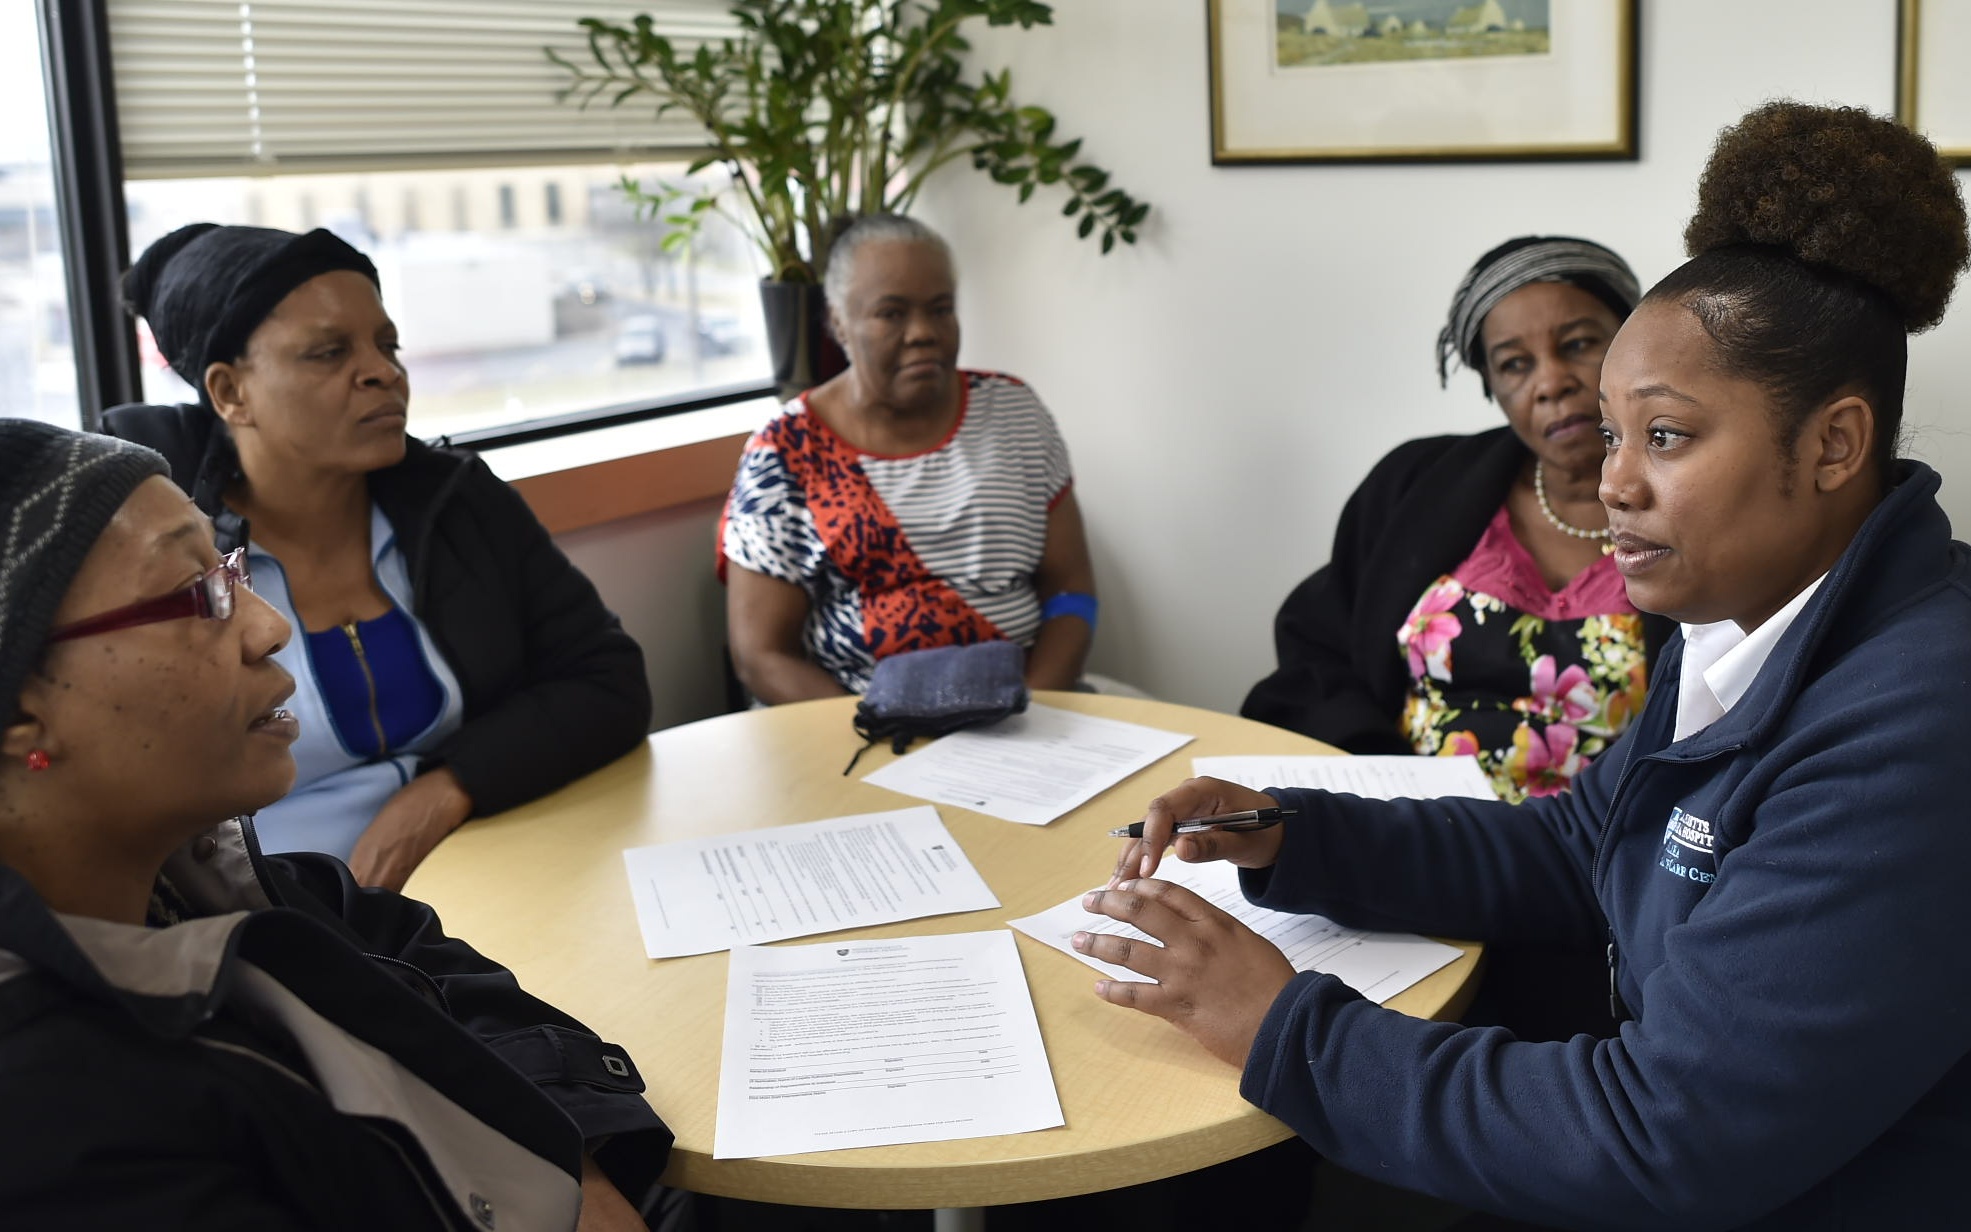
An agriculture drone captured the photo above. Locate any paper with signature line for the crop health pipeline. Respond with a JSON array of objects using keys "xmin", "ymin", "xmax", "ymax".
[
  {"xmin": 1192, "ymin": 754, "xmax": 1497, "ymax": 801},
  {"xmin": 863, "ymin": 703, "xmax": 1193, "ymax": 825},
  {"xmin": 1011, "ymin": 859, "xmax": 1461, "ymax": 1003},
  {"xmin": 622, "ymin": 806, "xmax": 997, "ymax": 958},
  {"xmin": 714, "ymin": 931, "xmax": 1063, "ymax": 1158}
]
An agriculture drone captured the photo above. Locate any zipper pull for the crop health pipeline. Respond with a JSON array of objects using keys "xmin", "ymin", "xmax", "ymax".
[{"xmin": 1607, "ymin": 937, "xmax": 1630, "ymax": 1022}]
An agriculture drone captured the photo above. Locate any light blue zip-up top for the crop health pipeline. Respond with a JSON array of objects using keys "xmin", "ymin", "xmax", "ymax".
[{"xmin": 248, "ymin": 504, "xmax": 464, "ymax": 861}]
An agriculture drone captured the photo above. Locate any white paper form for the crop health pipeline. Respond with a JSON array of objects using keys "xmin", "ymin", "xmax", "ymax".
[
  {"xmin": 621, "ymin": 807, "xmax": 998, "ymax": 958},
  {"xmin": 1192, "ymin": 754, "xmax": 1498, "ymax": 801},
  {"xmin": 1010, "ymin": 860, "xmax": 1462, "ymax": 1003},
  {"xmin": 862, "ymin": 703, "xmax": 1194, "ymax": 826},
  {"xmin": 714, "ymin": 931, "xmax": 1064, "ymax": 1159}
]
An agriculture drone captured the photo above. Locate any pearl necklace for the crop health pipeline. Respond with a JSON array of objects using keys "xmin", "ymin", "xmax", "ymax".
[{"xmin": 1533, "ymin": 460, "xmax": 1613, "ymax": 543}]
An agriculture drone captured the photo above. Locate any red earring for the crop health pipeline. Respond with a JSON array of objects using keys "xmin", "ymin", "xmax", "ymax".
[{"xmin": 24, "ymin": 750, "xmax": 50, "ymax": 772}]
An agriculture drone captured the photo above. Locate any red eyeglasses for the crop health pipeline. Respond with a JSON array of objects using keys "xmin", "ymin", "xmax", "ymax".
[{"xmin": 46, "ymin": 548, "xmax": 253, "ymax": 644}]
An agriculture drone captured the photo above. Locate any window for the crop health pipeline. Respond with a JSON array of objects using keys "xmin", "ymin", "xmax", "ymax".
[
  {"xmin": 98, "ymin": 0, "xmax": 768, "ymax": 442},
  {"xmin": 125, "ymin": 162, "xmax": 771, "ymax": 439},
  {"xmin": 1, "ymin": 3, "xmax": 79, "ymax": 427}
]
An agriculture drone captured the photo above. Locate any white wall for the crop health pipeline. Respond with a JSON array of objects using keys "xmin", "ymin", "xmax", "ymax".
[
  {"xmin": 911, "ymin": 0, "xmax": 1971, "ymax": 714},
  {"xmin": 575, "ymin": 0, "xmax": 1971, "ymax": 730}
]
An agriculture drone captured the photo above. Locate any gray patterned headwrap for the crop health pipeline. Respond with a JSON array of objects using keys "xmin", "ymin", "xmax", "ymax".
[
  {"xmin": 0, "ymin": 421, "xmax": 169, "ymax": 721},
  {"xmin": 1436, "ymin": 236, "xmax": 1642, "ymax": 394}
]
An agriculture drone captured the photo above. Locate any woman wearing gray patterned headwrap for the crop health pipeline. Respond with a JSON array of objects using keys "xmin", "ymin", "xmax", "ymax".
[
  {"xmin": 1242, "ymin": 237, "xmax": 1675, "ymax": 1041},
  {"xmin": 1246, "ymin": 235, "xmax": 1672, "ymax": 802}
]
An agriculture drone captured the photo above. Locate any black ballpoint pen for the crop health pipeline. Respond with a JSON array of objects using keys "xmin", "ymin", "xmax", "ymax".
[{"xmin": 1107, "ymin": 807, "xmax": 1298, "ymax": 839}]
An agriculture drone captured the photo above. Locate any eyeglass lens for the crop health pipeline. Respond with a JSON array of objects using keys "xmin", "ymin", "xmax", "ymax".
[{"xmin": 203, "ymin": 549, "xmax": 251, "ymax": 620}]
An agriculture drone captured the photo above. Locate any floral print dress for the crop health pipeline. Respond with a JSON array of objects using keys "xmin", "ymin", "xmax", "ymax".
[{"xmin": 1397, "ymin": 505, "xmax": 1648, "ymax": 803}]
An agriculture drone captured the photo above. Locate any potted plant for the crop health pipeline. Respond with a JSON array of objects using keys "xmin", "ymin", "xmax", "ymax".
[{"xmin": 552, "ymin": 0, "xmax": 1150, "ymax": 392}]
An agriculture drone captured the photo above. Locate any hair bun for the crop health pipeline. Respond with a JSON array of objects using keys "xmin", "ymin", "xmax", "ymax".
[
  {"xmin": 1683, "ymin": 101, "xmax": 1968, "ymax": 332},
  {"xmin": 121, "ymin": 222, "xmax": 220, "ymax": 319}
]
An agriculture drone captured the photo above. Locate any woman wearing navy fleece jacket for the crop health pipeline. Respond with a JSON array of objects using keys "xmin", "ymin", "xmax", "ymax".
[{"xmin": 1078, "ymin": 102, "xmax": 1971, "ymax": 1231}]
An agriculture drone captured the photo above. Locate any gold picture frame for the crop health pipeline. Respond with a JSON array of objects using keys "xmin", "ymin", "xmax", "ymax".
[
  {"xmin": 1898, "ymin": 0, "xmax": 1971, "ymax": 165},
  {"xmin": 1207, "ymin": 0, "xmax": 1639, "ymax": 165}
]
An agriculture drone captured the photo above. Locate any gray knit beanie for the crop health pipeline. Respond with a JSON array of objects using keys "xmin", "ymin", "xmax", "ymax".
[{"xmin": 0, "ymin": 422, "xmax": 169, "ymax": 721}]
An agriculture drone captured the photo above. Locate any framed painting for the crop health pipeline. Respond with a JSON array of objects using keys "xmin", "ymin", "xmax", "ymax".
[
  {"xmin": 1207, "ymin": 0, "xmax": 1639, "ymax": 164},
  {"xmin": 1898, "ymin": 0, "xmax": 1971, "ymax": 165}
]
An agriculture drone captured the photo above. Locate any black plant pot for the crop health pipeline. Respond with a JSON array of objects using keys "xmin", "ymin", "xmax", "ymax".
[{"xmin": 759, "ymin": 279, "xmax": 847, "ymax": 399}]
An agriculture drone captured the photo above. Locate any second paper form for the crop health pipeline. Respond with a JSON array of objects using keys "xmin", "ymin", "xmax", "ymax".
[{"xmin": 622, "ymin": 806, "xmax": 998, "ymax": 957}]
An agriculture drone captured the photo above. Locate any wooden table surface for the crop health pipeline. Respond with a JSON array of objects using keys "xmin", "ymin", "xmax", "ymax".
[{"xmin": 405, "ymin": 692, "xmax": 1481, "ymax": 1209}]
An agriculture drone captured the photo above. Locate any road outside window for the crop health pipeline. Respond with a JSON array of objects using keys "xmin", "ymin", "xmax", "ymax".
[
  {"xmin": 124, "ymin": 162, "xmax": 772, "ymax": 439},
  {"xmin": 0, "ymin": 5, "xmax": 79, "ymax": 428}
]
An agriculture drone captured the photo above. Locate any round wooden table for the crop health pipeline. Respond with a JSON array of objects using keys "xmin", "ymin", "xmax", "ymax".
[{"xmin": 405, "ymin": 692, "xmax": 1481, "ymax": 1210}]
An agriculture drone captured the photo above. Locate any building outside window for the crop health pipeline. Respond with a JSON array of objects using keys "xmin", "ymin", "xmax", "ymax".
[
  {"xmin": 0, "ymin": 2, "xmax": 79, "ymax": 427},
  {"xmin": 6, "ymin": 3, "xmax": 771, "ymax": 440},
  {"xmin": 125, "ymin": 161, "xmax": 770, "ymax": 438}
]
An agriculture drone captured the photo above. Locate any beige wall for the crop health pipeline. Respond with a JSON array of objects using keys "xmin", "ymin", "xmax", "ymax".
[{"xmin": 554, "ymin": 497, "xmax": 731, "ymax": 734}]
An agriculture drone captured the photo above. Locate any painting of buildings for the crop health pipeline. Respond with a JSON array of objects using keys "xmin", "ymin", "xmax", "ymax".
[{"xmin": 1275, "ymin": 0, "xmax": 1550, "ymax": 68}]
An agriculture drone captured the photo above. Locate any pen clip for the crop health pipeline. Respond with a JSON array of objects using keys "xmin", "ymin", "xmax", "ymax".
[{"xmin": 1174, "ymin": 817, "xmax": 1281, "ymax": 834}]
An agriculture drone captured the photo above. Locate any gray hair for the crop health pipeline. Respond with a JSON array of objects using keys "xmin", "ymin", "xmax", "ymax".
[{"xmin": 822, "ymin": 215, "xmax": 955, "ymax": 311}]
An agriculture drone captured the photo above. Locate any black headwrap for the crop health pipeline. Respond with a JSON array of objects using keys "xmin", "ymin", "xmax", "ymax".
[
  {"xmin": 1436, "ymin": 236, "xmax": 1642, "ymax": 398},
  {"xmin": 123, "ymin": 224, "xmax": 380, "ymax": 400}
]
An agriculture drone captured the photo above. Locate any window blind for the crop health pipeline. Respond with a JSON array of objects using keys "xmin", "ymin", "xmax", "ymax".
[{"xmin": 108, "ymin": 0, "xmax": 738, "ymax": 178}]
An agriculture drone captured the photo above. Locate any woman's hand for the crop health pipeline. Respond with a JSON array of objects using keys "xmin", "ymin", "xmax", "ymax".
[
  {"xmin": 347, "ymin": 767, "xmax": 472, "ymax": 892},
  {"xmin": 1075, "ymin": 878, "xmax": 1296, "ymax": 1068},
  {"xmin": 1111, "ymin": 776, "xmax": 1288, "ymax": 886},
  {"xmin": 574, "ymin": 1153, "xmax": 645, "ymax": 1232}
]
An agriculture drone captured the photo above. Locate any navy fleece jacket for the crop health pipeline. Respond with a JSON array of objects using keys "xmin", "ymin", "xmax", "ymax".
[{"xmin": 1237, "ymin": 461, "xmax": 1971, "ymax": 1231}]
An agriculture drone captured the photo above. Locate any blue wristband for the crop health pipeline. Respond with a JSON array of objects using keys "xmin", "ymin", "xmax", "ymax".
[{"xmin": 1041, "ymin": 590, "xmax": 1098, "ymax": 632}]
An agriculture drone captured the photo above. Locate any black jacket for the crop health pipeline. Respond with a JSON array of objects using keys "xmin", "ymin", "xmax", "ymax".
[
  {"xmin": 102, "ymin": 404, "xmax": 652, "ymax": 818},
  {"xmin": 0, "ymin": 818, "xmax": 672, "ymax": 1229},
  {"xmin": 1241, "ymin": 427, "xmax": 1674, "ymax": 752}
]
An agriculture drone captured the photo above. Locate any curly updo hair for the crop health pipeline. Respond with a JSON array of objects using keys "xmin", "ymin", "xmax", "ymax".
[{"xmin": 1648, "ymin": 101, "xmax": 1969, "ymax": 480}]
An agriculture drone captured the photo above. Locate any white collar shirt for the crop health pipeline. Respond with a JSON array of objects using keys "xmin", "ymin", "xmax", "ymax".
[{"xmin": 1673, "ymin": 574, "xmax": 1828, "ymax": 742}]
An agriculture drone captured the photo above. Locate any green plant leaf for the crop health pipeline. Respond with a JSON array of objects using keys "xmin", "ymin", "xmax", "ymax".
[{"xmin": 548, "ymin": 0, "xmax": 1147, "ymax": 273}]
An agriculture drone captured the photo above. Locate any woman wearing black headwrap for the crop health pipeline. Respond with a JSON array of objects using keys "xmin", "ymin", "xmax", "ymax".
[
  {"xmin": 105, "ymin": 224, "xmax": 651, "ymax": 891},
  {"xmin": 1243, "ymin": 238, "xmax": 1674, "ymax": 804}
]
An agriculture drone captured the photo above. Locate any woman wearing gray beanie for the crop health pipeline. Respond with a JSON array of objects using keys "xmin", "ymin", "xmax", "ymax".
[
  {"xmin": 104, "ymin": 223, "xmax": 651, "ymax": 890},
  {"xmin": 0, "ymin": 420, "xmax": 671, "ymax": 1228}
]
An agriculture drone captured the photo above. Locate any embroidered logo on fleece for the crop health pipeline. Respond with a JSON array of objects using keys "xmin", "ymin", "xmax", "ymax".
[{"xmin": 1658, "ymin": 805, "xmax": 1717, "ymax": 885}]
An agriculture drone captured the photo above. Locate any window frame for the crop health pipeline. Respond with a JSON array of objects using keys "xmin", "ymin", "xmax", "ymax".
[
  {"xmin": 41, "ymin": 0, "xmax": 777, "ymax": 447},
  {"xmin": 38, "ymin": 0, "xmax": 141, "ymax": 429}
]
